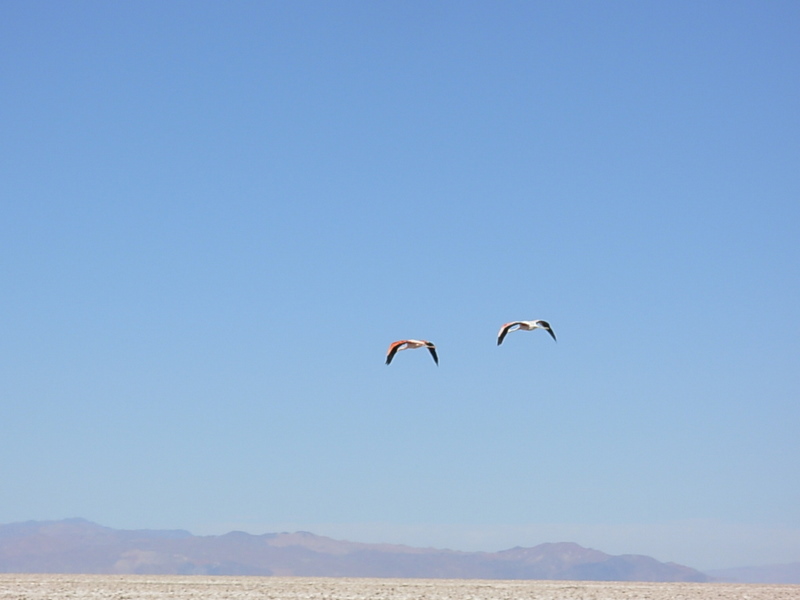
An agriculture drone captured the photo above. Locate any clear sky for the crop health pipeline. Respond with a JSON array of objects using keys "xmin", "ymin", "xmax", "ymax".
[{"xmin": 1, "ymin": 1, "xmax": 798, "ymax": 572}]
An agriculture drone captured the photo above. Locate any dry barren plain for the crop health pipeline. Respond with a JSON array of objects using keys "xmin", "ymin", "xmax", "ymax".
[{"xmin": 1, "ymin": 575, "xmax": 799, "ymax": 600}]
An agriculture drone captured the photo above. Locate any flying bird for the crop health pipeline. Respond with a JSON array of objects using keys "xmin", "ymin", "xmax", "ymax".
[
  {"xmin": 385, "ymin": 340, "xmax": 439, "ymax": 366},
  {"xmin": 497, "ymin": 320, "xmax": 557, "ymax": 346}
]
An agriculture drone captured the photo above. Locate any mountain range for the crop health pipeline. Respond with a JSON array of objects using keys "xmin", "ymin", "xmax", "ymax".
[
  {"xmin": 0, "ymin": 518, "xmax": 710, "ymax": 581},
  {"xmin": 3, "ymin": 519, "xmax": 798, "ymax": 583}
]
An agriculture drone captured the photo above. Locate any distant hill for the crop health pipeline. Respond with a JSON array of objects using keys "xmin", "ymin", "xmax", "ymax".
[
  {"xmin": 0, "ymin": 519, "xmax": 707, "ymax": 582},
  {"xmin": 705, "ymin": 562, "xmax": 800, "ymax": 584}
]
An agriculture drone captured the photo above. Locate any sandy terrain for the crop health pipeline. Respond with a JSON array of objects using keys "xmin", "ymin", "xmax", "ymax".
[{"xmin": 0, "ymin": 575, "xmax": 798, "ymax": 599}]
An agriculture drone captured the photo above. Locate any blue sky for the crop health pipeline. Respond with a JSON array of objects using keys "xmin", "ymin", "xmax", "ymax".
[{"xmin": 1, "ymin": 1, "xmax": 798, "ymax": 571}]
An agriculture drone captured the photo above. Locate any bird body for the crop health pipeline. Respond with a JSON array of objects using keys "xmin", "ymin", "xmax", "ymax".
[
  {"xmin": 497, "ymin": 320, "xmax": 556, "ymax": 345},
  {"xmin": 385, "ymin": 339, "xmax": 439, "ymax": 365}
]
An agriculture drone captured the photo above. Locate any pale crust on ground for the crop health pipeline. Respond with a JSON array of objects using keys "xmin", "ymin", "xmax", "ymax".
[{"xmin": 0, "ymin": 575, "xmax": 798, "ymax": 600}]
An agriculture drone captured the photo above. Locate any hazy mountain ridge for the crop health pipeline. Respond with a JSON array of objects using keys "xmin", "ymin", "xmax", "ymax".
[{"xmin": 0, "ymin": 519, "xmax": 711, "ymax": 581}]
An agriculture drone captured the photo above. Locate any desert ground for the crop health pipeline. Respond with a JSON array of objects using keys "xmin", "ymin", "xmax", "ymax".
[{"xmin": 0, "ymin": 575, "xmax": 798, "ymax": 600}]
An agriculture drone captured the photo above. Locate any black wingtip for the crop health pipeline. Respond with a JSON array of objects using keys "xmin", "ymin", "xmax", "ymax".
[{"xmin": 428, "ymin": 346, "xmax": 439, "ymax": 366}]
